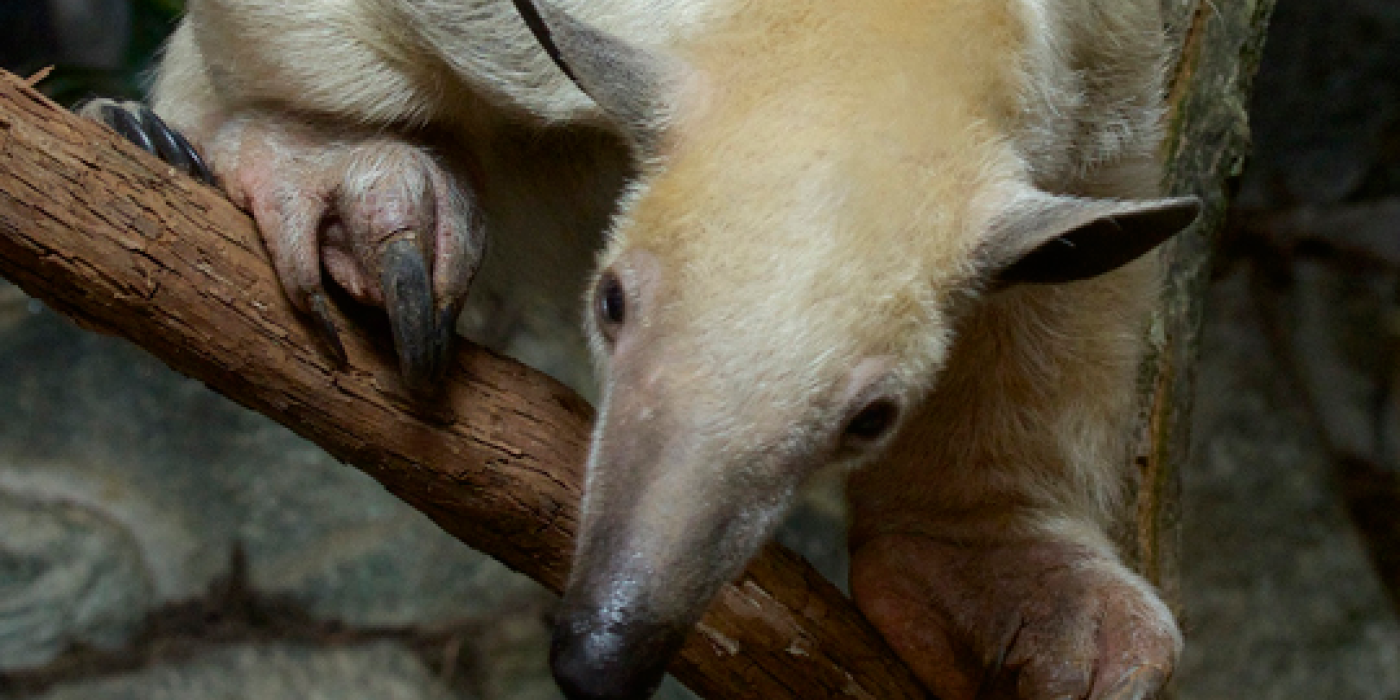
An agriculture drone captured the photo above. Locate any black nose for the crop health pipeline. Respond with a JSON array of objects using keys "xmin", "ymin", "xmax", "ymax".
[{"xmin": 549, "ymin": 613, "xmax": 683, "ymax": 700}]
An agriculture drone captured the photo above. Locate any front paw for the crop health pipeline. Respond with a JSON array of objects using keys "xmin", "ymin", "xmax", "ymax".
[
  {"xmin": 82, "ymin": 102, "xmax": 486, "ymax": 392},
  {"xmin": 215, "ymin": 121, "xmax": 488, "ymax": 392},
  {"xmin": 851, "ymin": 533, "xmax": 1179, "ymax": 700}
]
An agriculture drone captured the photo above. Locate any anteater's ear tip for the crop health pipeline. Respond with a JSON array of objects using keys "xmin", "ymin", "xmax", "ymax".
[
  {"xmin": 1162, "ymin": 194, "xmax": 1204, "ymax": 228},
  {"xmin": 991, "ymin": 192, "xmax": 1203, "ymax": 286}
]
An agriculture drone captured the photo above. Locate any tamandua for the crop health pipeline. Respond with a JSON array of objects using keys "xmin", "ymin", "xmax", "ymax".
[{"xmin": 86, "ymin": 0, "xmax": 1200, "ymax": 697}]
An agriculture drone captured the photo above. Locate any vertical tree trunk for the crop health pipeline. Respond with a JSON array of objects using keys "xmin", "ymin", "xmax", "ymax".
[{"xmin": 1135, "ymin": 0, "xmax": 1275, "ymax": 635}]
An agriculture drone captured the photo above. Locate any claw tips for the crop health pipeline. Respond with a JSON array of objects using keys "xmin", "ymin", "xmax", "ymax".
[
  {"xmin": 380, "ymin": 237, "xmax": 445, "ymax": 393},
  {"xmin": 308, "ymin": 293, "xmax": 348, "ymax": 368},
  {"xmin": 82, "ymin": 98, "xmax": 216, "ymax": 186}
]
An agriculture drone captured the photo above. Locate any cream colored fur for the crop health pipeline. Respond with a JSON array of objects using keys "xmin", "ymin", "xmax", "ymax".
[{"xmin": 146, "ymin": 1, "xmax": 1189, "ymax": 697}]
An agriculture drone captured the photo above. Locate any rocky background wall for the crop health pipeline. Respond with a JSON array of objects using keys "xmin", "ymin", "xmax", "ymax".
[{"xmin": 2, "ymin": 0, "xmax": 1400, "ymax": 698}]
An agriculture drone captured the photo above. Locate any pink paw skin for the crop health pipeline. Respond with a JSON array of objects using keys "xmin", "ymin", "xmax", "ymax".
[
  {"xmin": 208, "ymin": 118, "xmax": 485, "ymax": 392},
  {"xmin": 851, "ymin": 533, "xmax": 1180, "ymax": 700},
  {"xmin": 84, "ymin": 101, "xmax": 485, "ymax": 393}
]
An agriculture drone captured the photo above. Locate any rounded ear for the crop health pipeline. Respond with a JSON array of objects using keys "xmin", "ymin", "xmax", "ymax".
[{"xmin": 987, "ymin": 193, "xmax": 1202, "ymax": 286}]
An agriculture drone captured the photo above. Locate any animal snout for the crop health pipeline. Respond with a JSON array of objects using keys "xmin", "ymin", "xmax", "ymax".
[{"xmin": 549, "ymin": 608, "xmax": 684, "ymax": 700}]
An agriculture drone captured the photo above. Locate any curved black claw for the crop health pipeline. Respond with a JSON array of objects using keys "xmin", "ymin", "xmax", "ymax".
[
  {"xmin": 136, "ymin": 104, "xmax": 217, "ymax": 185},
  {"xmin": 81, "ymin": 98, "xmax": 216, "ymax": 185},
  {"xmin": 307, "ymin": 292, "xmax": 348, "ymax": 368},
  {"xmin": 380, "ymin": 237, "xmax": 447, "ymax": 394}
]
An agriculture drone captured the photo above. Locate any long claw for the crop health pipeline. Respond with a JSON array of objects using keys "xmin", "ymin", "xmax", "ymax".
[
  {"xmin": 98, "ymin": 102, "xmax": 158, "ymax": 155},
  {"xmin": 136, "ymin": 105, "xmax": 217, "ymax": 185},
  {"xmin": 435, "ymin": 304, "xmax": 459, "ymax": 369},
  {"xmin": 81, "ymin": 99, "xmax": 217, "ymax": 186},
  {"xmin": 308, "ymin": 292, "xmax": 348, "ymax": 368},
  {"xmin": 379, "ymin": 237, "xmax": 442, "ymax": 393},
  {"xmin": 169, "ymin": 126, "xmax": 218, "ymax": 185}
]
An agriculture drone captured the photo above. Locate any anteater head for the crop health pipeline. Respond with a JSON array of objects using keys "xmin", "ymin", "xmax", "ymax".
[{"xmin": 512, "ymin": 2, "xmax": 1199, "ymax": 698}]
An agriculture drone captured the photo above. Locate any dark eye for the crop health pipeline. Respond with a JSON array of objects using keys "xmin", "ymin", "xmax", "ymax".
[
  {"xmin": 595, "ymin": 271, "xmax": 626, "ymax": 336},
  {"xmin": 843, "ymin": 399, "xmax": 898, "ymax": 443}
]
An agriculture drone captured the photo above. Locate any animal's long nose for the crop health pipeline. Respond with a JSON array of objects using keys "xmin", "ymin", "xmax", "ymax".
[
  {"xmin": 549, "ymin": 606, "xmax": 685, "ymax": 700},
  {"xmin": 548, "ymin": 358, "xmax": 806, "ymax": 700}
]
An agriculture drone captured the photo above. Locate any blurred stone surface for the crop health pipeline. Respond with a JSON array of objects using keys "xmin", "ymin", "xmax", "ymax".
[
  {"xmin": 22, "ymin": 643, "xmax": 461, "ymax": 700},
  {"xmin": 0, "ymin": 283, "xmax": 31, "ymax": 336},
  {"xmin": 0, "ymin": 490, "xmax": 152, "ymax": 671},
  {"xmin": 1237, "ymin": 0, "xmax": 1400, "ymax": 208},
  {"xmin": 48, "ymin": 0, "xmax": 131, "ymax": 71},
  {"xmin": 0, "ymin": 287, "xmax": 544, "ymax": 665},
  {"xmin": 0, "ymin": 1, "xmax": 130, "ymax": 76},
  {"xmin": 1178, "ymin": 271, "xmax": 1400, "ymax": 699},
  {"xmin": 1286, "ymin": 260, "xmax": 1393, "ymax": 462}
]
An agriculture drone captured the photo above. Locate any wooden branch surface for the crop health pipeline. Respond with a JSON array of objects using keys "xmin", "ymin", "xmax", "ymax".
[{"xmin": 0, "ymin": 70, "xmax": 925, "ymax": 699}]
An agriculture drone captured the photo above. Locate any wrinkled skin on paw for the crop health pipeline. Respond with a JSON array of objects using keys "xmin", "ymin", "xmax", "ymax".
[
  {"xmin": 206, "ymin": 117, "xmax": 485, "ymax": 391},
  {"xmin": 83, "ymin": 102, "xmax": 485, "ymax": 392},
  {"xmin": 850, "ymin": 534, "xmax": 1180, "ymax": 700},
  {"xmin": 213, "ymin": 118, "xmax": 484, "ymax": 388}
]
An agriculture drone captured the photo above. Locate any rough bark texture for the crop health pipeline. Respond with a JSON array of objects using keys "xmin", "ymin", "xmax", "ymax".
[
  {"xmin": 0, "ymin": 1, "xmax": 1271, "ymax": 693},
  {"xmin": 1140, "ymin": 0, "xmax": 1275, "ymax": 632}
]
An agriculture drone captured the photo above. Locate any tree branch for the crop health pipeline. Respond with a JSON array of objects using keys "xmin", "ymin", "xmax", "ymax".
[{"xmin": 0, "ymin": 69, "xmax": 925, "ymax": 699}]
